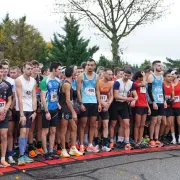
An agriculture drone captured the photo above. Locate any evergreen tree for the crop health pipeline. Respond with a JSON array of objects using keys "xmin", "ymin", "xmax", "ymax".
[
  {"xmin": 50, "ymin": 15, "xmax": 99, "ymax": 66},
  {"xmin": 164, "ymin": 57, "xmax": 180, "ymax": 72},
  {"xmin": 139, "ymin": 60, "xmax": 151, "ymax": 70}
]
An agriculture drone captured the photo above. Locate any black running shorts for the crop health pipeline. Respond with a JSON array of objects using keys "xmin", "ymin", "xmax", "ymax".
[
  {"xmin": 164, "ymin": 107, "xmax": 173, "ymax": 117},
  {"xmin": 80, "ymin": 103, "xmax": 98, "ymax": 118},
  {"xmin": 135, "ymin": 106, "xmax": 148, "ymax": 115},
  {"xmin": 173, "ymin": 108, "xmax": 180, "ymax": 116},
  {"xmin": 149, "ymin": 103, "xmax": 164, "ymax": 116},
  {"xmin": 17, "ymin": 111, "xmax": 33, "ymax": 128}
]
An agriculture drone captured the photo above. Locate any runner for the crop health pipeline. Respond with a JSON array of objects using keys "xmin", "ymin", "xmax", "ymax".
[
  {"xmin": 15, "ymin": 62, "xmax": 37, "ymax": 165},
  {"xmin": 133, "ymin": 71, "xmax": 150, "ymax": 148},
  {"xmin": 113, "ymin": 67, "xmax": 123, "ymax": 81},
  {"xmin": 59, "ymin": 67, "xmax": 83, "ymax": 157},
  {"xmin": 97, "ymin": 68, "xmax": 113, "ymax": 151},
  {"xmin": 41, "ymin": 67, "xmax": 50, "ymax": 78},
  {"xmin": 109, "ymin": 68, "xmax": 138, "ymax": 150},
  {"xmin": 0, "ymin": 64, "xmax": 12, "ymax": 167},
  {"xmin": 171, "ymin": 70, "xmax": 180, "ymax": 144},
  {"xmin": 28, "ymin": 60, "xmax": 44, "ymax": 158},
  {"xmin": 77, "ymin": 59, "xmax": 101, "ymax": 153},
  {"xmin": 147, "ymin": 61, "xmax": 167, "ymax": 147},
  {"xmin": 40, "ymin": 62, "xmax": 61, "ymax": 160},
  {"xmin": 1, "ymin": 61, "xmax": 17, "ymax": 164}
]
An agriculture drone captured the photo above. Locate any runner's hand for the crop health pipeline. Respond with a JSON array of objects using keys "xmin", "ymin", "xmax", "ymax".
[
  {"xmin": 72, "ymin": 112, "xmax": 77, "ymax": 120},
  {"xmin": 7, "ymin": 110, "xmax": 12, "ymax": 121},
  {"xmin": 164, "ymin": 101, "xmax": 167, "ymax": 109},
  {"xmin": 148, "ymin": 108, "xmax": 151, "ymax": 115},
  {"xmin": 80, "ymin": 104, "xmax": 86, "ymax": 112},
  {"xmin": 30, "ymin": 112, "xmax": 36, "ymax": 122},
  {"xmin": 153, "ymin": 102, "xmax": 158, "ymax": 110},
  {"xmin": 46, "ymin": 112, "xmax": 51, "ymax": 121},
  {"xmin": 130, "ymin": 100, "xmax": 136, "ymax": 107},
  {"xmin": 19, "ymin": 116, "xmax": 26, "ymax": 126},
  {"xmin": 126, "ymin": 97, "xmax": 134, "ymax": 102},
  {"xmin": 98, "ymin": 104, "xmax": 102, "ymax": 112}
]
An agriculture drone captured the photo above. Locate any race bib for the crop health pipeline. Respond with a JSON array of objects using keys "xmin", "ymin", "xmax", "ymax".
[
  {"xmin": 158, "ymin": 94, "xmax": 163, "ymax": 102},
  {"xmin": 100, "ymin": 95, "xmax": 107, "ymax": 102},
  {"xmin": 174, "ymin": 96, "xmax": 180, "ymax": 103},
  {"xmin": 50, "ymin": 91, "xmax": 58, "ymax": 102},
  {"xmin": 140, "ymin": 87, "xmax": 146, "ymax": 94},
  {"xmin": 165, "ymin": 95, "xmax": 171, "ymax": 100},
  {"xmin": 85, "ymin": 88, "xmax": 95, "ymax": 96},
  {"xmin": 0, "ymin": 102, "xmax": 5, "ymax": 111}
]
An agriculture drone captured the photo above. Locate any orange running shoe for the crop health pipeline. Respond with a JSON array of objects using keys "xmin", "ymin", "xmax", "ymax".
[
  {"xmin": 109, "ymin": 142, "xmax": 114, "ymax": 149},
  {"xmin": 149, "ymin": 140, "xmax": 156, "ymax": 148},
  {"xmin": 1, "ymin": 161, "xmax": 10, "ymax": 168},
  {"xmin": 80, "ymin": 145, "xmax": 85, "ymax": 153},
  {"xmin": 56, "ymin": 150, "xmax": 62, "ymax": 155},
  {"xmin": 29, "ymin": 150, "xmax": 37, "ymax": 158},
  {"xmin": 36, "ymin": 148, "xmax": 44, "ymax": 155},
  {"xmin": 124, "ymin": 143, "xmax": 131, "ymax": 150},
  {"xmin": 155, "ymin": 140, "xmax": 163, "ymax": 147}
]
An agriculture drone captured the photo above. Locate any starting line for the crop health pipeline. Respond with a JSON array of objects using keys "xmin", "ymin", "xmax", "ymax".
[{"xmin": 1, "ymin": 145, "xmax": 180, "ymax": 175}]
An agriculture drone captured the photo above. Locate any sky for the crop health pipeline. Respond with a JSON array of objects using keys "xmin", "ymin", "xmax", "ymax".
[{"xmin": 0, "ymin": 0, "xmax": 180, "ymax": 65}]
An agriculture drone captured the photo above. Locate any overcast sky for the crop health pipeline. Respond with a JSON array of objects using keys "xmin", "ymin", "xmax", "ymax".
[{"xmin": 0, "ymin": 0, "xmax": 180, "ymax": 65}]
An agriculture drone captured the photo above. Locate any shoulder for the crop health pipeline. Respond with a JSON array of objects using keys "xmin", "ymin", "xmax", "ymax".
[{"xmin": 2, "ymin": 80, "xmax": 11, "ymax": 88}]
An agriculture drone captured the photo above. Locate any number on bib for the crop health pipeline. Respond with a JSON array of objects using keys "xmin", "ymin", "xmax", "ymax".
[
  {"xmin": 100, "ymin": 95, "xmax": 107, "ymax": 102},
  {"xmin": 50, "ymin": 92, "xmax": 58, "ymax": 102},
  {"xmin": 158, "ymin": 94, "xmax": 163, "ymax": 102},
  {"xmin": 0, "ymin": 102, "xmax": 5, "ymax": 111},
  {"xmin": 85, "ymin": 88, "xmax": 95, "ymax": 96},
  {"xmin": 165, "ymin": 95, "xmax": 171, "ymax": 100},
  {"xmin": 174, "ymin": 96, "xmax": 180, "ymax": 103},
  {"xmin": 140, "ymin": 87, "xmax": 146, "ymax": 93}
]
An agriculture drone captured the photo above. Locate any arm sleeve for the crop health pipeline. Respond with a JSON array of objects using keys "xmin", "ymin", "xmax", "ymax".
[
  {"xmin": 7, "ymin": 84, "xmax": 13, "ymax": 98},
  {"xmin": 113, "ymin": 81, "xmax": 120, "ymax": 90},
  {"xmin": 130, "ymin": 83, "xmax": 136, "ymax": 91},
  {"xmin": 163, "ymin": 85, "xmax": 166, "ymax": 101},
  {"xmin": 148, "ymin": 83, "xmax": 155, "ymax": 102}
]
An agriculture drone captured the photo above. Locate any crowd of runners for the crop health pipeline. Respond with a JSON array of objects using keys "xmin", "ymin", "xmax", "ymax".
[{"xmin": 0, "ymin": 58, "xmax": 179, "ymax": 168}]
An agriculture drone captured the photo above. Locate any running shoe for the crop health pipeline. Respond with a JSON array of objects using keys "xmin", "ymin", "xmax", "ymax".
[
  {"xmin": 155, "ymin": 140, "xmax": 163, "ymax": 147},
  {"xmin": 171, "ymin": 139, "xmax": 177, "ymax": 145},
  {"xmin": 0, "ymin": 161, "xmax": 11, "ymax": 168},
  {"xmin": 178, "ymin": 138, "xmax": 180, "ymax": 144},
  {"xmin": 49, "ymin": 152, "xmax": 60, "ymax": 159},
  {"xmin": 102, "ymin": 146, "xmax": 111, "ymax": 152},
  {"xmin": 140, "ymin": 142, "xmax": 150, "ymax": 148},
  {"xmin": 134, "ymin": 143, "xmax": 141, "ymax": 149},
  {"xmin": 76, "ymin": 143, "xmax": 80, "ymax": 150},
  {"xmin": 109, "ymin": 142, "xmax": 115, "ymax": 149},
  {"xmin": 142, "ymin": 137, "xmax": 150, "ymax": 143},
  {"xmin": 56, "ymin": 150, "xmax": 62, "ymax": 155},
  {"xmin": 80, "ymin": 145, "xmax": 86, "ymax": 153},
  {"xmin": 161, "ymin": 137, "xmax": 170, "ymax": 146},
  {"xmin": 43, "ymin": 153, "xmax": 53, "ymax": 160},
  {"xmin": 149, "ymin": 140, "xmax": 156, "ymax": 148},
  {"xmin": 18, "ymin": 156, "xmax": 26, "ymax": 166},
  {"xmin": 36, "ymin": 148, "xmax": 44, "ymax": 155},
  {"xmin": 8, "ymin": 157, "xmax": 16, "ymax": 164},
  {"xmin": 86, "ymin": 145, "xmax": 100, "ymax": 153},
  {"xmin": 29, "ymin": 150, "xmax": 37, "ymax": 158},
  {"xmin": 69, "ymin": 147, "xmax": 83, "ymax": 156},
  {"xmin": 24, "ymin": 155, "xmax": 34, "ymax": 163},
  {"xmin": 116, "ymin": 141, "xmax": 124, "ymax": 149},
  {"xmin": 124, "ymin": 143, "xmax": 132, "ymax": 150},
  {"xmin": 61, "ymin": 149, "xmax": 70, "ymax": 158}
]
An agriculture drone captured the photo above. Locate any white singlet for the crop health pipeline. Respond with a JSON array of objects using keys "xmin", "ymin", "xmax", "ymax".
[{"xmin": 15, "ymin": 75, "xmax": 36, "ymax": 111}]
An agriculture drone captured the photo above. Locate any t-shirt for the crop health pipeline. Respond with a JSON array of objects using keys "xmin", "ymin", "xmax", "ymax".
[
  {"xmin": 134, "ymin": 81, "xmax": 147, "ymax": 107},
  {"xmin": 40, "ymin": 76, "xmax": 60, "ymax": 110},
  {"xmin": 4, "ymin": 77, "xmax": 15, "ymax": 93},
  {"xmin": 0, "ymin": 80, "xmax": 12, "ymax": 111}
]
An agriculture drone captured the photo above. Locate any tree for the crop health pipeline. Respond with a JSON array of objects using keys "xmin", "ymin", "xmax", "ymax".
[
  {"xmin": 164, "ymin": 57, "xmax": 180, "ymax": 72},
  {"xmin": 55, "ymin": 0, "xmax": 169, "ymax": 65},
  {"xmin": 97, "ymin": 55, "xmax": 114, "ymax": 68},
  {"xmin": 50, "ymin": 15, "xmax": 99, "ymax": 66},
  {"xmin": 139, "ymin": 60, "xmax": 151, "ymax": 70},
  {"xmin": 0, "ymin": 14, "xmax": 45, "ymax": 66}
]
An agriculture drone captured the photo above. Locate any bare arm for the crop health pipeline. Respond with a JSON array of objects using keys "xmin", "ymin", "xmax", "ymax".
[
  {"xmin": 5, "ymin": 96, "xmax": 12, "ymax": 111},
  {"xmin": 96, "ymin": 79, "xmax": 101, "ymax": 105},
  {"xmin": 172, "ymin": 85, "xmax": 174, "ymax": 99},
  {"xmin": 114, "ymin": 90, "xmax": 129, "ymax": 101},
  {"xmin": 132, "ymin": 90, "xmax": 138, "ymax": 100},
  {"xmin": 41, "ymin": 91, "xmax": 48, "ymax": 112},
  {"xmin": 77, "ymin": 74, "xmax": 83, "ymax": 103},
  {"xmin": 15, "ymin": 79, "xmax": 24, "ymax": 117},
  {"xmin": 108, "ymin": 82, "xmax": 114, "ymax": 104},
  {"xmin": 32, "ymin": 82, "xmax": 37, "ymax": 111}
]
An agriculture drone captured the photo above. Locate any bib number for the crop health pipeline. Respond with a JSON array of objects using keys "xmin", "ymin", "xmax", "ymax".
[
  {"xmin": 85, "ymin": 88, "xmax": 95, "ymax": 96},
  {"xmin": 0, "ymin": 102, "xmax": 5, "ymax": 111},
  {"xmin": 50, "ymin": 92, "xmax": 58, "ymax": 102},
  {"xmin": 165, "ymin": 95, "xmax": 171, "ymax": 100},
  {"xmin": 158, "ymin": 94, "xmax": 163, "ymax": 102},
  {"xmin": 140, "ymin": 87, "xmax": 146, "ymax": 94},
  {"xmin": 100, "ymin": 95, "xmax": 107, "ymax": 102},
  {"xmin": 174, "ymin": 96, "xmax": 180, "ymax": 103}
]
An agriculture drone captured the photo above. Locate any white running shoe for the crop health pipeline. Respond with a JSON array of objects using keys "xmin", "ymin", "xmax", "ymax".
[
  {"xmin": 69, "ymin": 147, "xmax": 83, "ymax": 156},
  {"xmin": 102, "ymin": 146, "xmax": 111, "ymax": 152},
  {"xmin": 61, "ymin": 149, "xmax": 70, "ymax": 158},
  {"xmin": 8, "ymin": 157, "xmax": 16, "ymax": 164},
  {"xmin": 171, "ymin": 139, "xmax": 177, "ymax": 145}
]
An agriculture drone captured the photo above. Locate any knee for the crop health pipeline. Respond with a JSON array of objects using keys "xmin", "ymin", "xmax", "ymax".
[
  {"xmin": 135, "ymin": 122, "xmax": 140, "ymax": 128},
  {"xmin": 81, "ymin": 123, "xmax": 87, "ymax": 129},
  {"xmin": 42, "ymin": 129, "xmax": 49, "ymax": 136},
  {"xmin": 1, "ymin": 134, "xmax": 7, "ymax": 142},
  {"xmin": 8, "ymin": 130, "xmax": 13, "ymax": 137},
  {"xmin": 71, "ymin": 125, "xmax": 77, "ymax": 133},
  {"xmin": 110, "ymin": 121, "xmax": 116, "ymax": 128},
  {"xmin": 90, "ymin": 122, "xmax": 96, "ymax": 128},
  {"xmin": 20, "ymin": 128, "xmax": 27, "ymax": 136},
  {"xmin": 103, "ymin": 123, "xmax": 108, "ymax": 129},
  {"xmin": 124, "ymin": 122, "xmax": 129, "ymax": 129},
  {"xmin": 50, "ymin": 129, "xmax": 56, "ymax": 135}
]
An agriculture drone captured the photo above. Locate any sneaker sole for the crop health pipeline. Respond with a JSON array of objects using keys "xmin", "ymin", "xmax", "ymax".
[{"xmin": 18, "ymin": 162, "xmax": 26, "ymax": 166}]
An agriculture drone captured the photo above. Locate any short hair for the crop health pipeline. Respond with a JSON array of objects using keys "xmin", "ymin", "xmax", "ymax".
[
  {"xmin": 0, "ymin": 65, "xmax": 3, "ymax": 69},
  {"xmin": 144, "ymin": 66, "xmax": 151, "ymax": 73},
  {"xmin": 50, "ymin": 62, "xmax": 62, "ymax": 72},
  {"xmin": 10, "ymin": 66, "xmax": 21, "ymax": 73},
  {"xmin": 133, "ymin": 71, "xmax": 143, "ymax": 80},
  {"xmin": 0, "ymin": 60, "xmax": 9, "ymax": 66},
  {"xmin": 77, "ymin": 66, "xmax": 83, "ymax": 69},
  {"xmin": 152, "ymin": 60, "xmax": 161, "ymax": 66},
  {"xmin": 123, "ymin": 68, "xmax": 132, "ymax": 75},
  {"xmin": 104, "ymin": 68, "xmax": 112, "ymax": 72},
  {"xmin": 41, "ymin": 67, "xmax": 48, "ymax": 75},
  {"xmin": 163, "ymin": 70, "xmax": 171, "ymax": 77},
  {"xmin": 23, "ymin": 62, "xmax": 33, "ymax": 68},
  {"xmin": 65, "ymin": 67, "xmax": 73, "ymax": 78},
  {"xmin": 81, "ymin": 62, "xmax": 87, "ymax": 69},
  {"xmin": 114, "ymin": 67, "xmax": 123, "ymax": 76},
  {"xmin": 31, "ymin": 60, "xmax": 39, "ymax": 66},
  {"xmin": 96, "ymin": 66, "xmax": 104, "ymax": 74},
  {"xmin": 87, "ymin": 58, "xmax": 96, "ymax": 64}
]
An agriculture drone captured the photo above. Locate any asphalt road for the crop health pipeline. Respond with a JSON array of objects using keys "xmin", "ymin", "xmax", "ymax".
[{"xmin": 2, "ymin": 150, "xmax": 180, "ymax": 180}]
